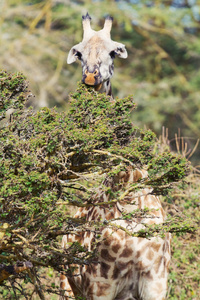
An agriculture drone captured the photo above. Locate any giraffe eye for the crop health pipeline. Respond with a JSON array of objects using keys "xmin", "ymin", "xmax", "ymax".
[
  {"xmin": 109, "ymin": 51, "xmax": 116, "ymax": 59},
  {"xmin": 75, "ymin": 51, "xmax": 82, "ymax": 60}
]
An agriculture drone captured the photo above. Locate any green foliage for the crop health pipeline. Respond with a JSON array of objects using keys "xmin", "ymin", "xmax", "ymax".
[
  {"xmin": 0, "ymin": 72, "xmax": 198, "ymax": 298},
  {"xmin": 148, "ymin": 151, "xmax": 190, "ymax": 190}
]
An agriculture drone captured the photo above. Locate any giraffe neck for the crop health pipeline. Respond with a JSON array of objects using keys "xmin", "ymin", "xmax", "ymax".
[
  {"xmin": 94, "ymin": 80, "xmax": 113, "ymax": 97},
  {"xmin": 86, "ymin": 168, "xmax": 165, "ymax": 225}
]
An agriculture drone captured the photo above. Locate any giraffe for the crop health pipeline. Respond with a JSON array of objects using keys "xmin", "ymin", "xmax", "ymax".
[
  {"xmin": 60, "ymin": 14, "xmax": 171, "ymax": 300},
  {"xmin": 67, "ymin": 13, "xmax": 128, "ymax": 97},
  {"xmin": 60, "ymin": 168, "xmax": 171, "ymax": 300}
]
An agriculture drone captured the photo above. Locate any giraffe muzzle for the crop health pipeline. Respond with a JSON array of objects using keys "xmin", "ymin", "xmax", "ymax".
[{"xmin": 82, "ymin": 68, "xmax": 102, "ymax": 86}]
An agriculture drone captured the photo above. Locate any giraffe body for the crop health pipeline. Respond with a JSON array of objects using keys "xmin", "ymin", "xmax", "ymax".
[
  {"xmin": 62, "ymin": 14, "xmax": 170, "ymax": 300},
  {"xmin": 60, "ymin": 169, "xmax": 171, "ymax": 300}
]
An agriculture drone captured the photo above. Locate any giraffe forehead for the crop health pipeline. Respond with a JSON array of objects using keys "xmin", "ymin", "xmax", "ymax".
[
  {"xmin": 83, "ymin": 35, "xmax": 111, "ymax": 64},
  {"xmin": 88, "ymin": 35, "xmax": 105, "ymax": 47}
]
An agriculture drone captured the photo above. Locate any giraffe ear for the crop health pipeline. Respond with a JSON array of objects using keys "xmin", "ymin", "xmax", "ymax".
[
  {"xmin": 67, "ymin": 45, "xmax": 82, "ymax": 64},
  {"xmin": 112, "ymin": 43, "xmax": 128, "ymax": 59}
]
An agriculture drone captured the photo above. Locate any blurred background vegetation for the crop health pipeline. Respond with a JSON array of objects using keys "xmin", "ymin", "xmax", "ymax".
[{"xmin": 1, "ymin": 0, "xmax": 200, "ymax": 164}]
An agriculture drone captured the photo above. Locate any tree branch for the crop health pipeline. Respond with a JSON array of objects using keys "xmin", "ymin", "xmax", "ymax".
[{"xmin": 0, "ymin": 261, "xmax": 33, "ymax": 283}]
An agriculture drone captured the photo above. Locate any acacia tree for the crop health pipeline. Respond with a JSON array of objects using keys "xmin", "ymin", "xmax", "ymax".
[{"xmin": 0, "ymin": 70, "xmax": 195, "ymax": 299}]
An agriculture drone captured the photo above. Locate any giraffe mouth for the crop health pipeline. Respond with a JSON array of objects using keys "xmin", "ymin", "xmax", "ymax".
[
  {"xmin": 85, "ymin": 82, "xmax": 103, "ymax": 91},
  {"xmin": 94, "ymin": 83, "xmax": 103, "ymax": 91}
]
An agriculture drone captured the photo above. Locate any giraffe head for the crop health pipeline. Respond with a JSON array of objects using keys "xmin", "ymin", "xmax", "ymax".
[{"xmin": 67, "ymin": 13, "xmax": 128, "ymax": 93}]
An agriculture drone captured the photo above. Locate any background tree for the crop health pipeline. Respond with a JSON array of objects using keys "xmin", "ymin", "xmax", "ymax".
[{"xmin": 0, "ymin": 70, "xmax": 199, "ymax": 299}]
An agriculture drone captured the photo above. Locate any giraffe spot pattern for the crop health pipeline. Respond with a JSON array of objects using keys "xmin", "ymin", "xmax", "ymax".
[
  {"xmin": 101, "ymin": 249, "xmax": 116, "ymax": 262},
  {"xmin": 100, "ymin": 261, "xmax": 111, "ymax": 279},
  {"xmin": 60, "ymin": 154, "xmax": 171, "ymax": 299}
]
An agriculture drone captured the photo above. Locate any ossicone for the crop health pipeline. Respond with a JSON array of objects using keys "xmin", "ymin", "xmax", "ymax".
[
  {"xmin": 103, "ymin": 15, "xmax": 113, "ymax": 38},
  {"xmin": 82, "ymin": 12, "xmax": 92, "ymax": 21}
]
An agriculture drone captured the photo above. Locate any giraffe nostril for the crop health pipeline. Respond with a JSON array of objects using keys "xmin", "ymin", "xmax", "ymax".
[{"xmin": 94, "ymin": 69, "xmax": 98, "ymax": 75}]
